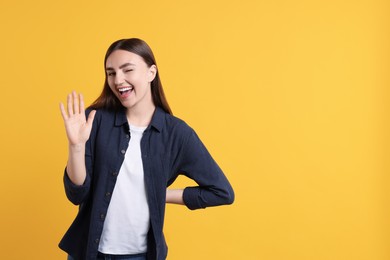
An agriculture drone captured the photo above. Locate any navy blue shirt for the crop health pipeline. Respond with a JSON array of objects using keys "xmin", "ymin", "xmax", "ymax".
[{"xmin": 59, "ymin": 107, "xmax": 234, "ymax": 260}]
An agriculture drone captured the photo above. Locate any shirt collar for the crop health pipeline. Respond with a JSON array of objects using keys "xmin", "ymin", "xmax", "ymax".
[
  {"xmin": 114, "ymin": 107, "xmax": 165, "ymax": 133},
  {"xmin": 149, "ymin": 107, "xmax": 165, "ymax": 132}
]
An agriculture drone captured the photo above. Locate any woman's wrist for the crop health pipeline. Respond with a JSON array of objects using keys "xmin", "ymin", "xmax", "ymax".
[{"xmin": 68, "ymin": 143, "xmax": 85, "ymax": 153}]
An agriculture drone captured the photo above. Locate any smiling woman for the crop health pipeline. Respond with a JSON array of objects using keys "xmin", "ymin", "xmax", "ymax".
[
  {"xmin": 58, "ymin": 38, "xmax": 235, "ymax": 260},
  {"xmin": 104, "ymin": 50, "xmax": 157, "ymax": 120},
  {"xmin": 90, "ymin": 38, "xmax": 172, "ymax": 117}
]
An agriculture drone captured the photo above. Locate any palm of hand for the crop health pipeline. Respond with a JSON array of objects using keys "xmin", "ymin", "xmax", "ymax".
[
  {"xmin": 64, "ymin": 113, "xmax": 92, "ymax": 145},
  {"xmin": 60, "ymin": 91, "xmax": 96, "ymax": 146}
]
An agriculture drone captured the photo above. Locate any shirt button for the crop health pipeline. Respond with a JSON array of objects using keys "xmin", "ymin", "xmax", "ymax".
[
  {"xmin": 100, "ymin": 214, "xmax": 105, "ymax": 220},
  {"xmin": 112, "ymin": 172, "xmax": 118, "ymax": 176},
  {"xmin": 126, "ymin": 134, "xmax": 130, "ymax": 139},
  {"xmin": 121, "ymin": 149, "xmax": 126, "ymax": 154},
  {"xmin": 105, "ymin": 192, "xmax": 111, "ymax": 197},
  {"xmin": 95, "ymin": 238, "xmax": 99, "ymax": 244}
]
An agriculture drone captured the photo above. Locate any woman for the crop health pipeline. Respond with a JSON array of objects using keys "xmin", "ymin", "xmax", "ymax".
[{"xmin": 59, "ymin": 38, "xmax": 234, "ymax": 260}]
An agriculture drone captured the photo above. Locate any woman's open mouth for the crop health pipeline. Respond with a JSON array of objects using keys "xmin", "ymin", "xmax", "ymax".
[{"xmin": 118, "ymin": 86, "xmax": 134, "ymax": 98}]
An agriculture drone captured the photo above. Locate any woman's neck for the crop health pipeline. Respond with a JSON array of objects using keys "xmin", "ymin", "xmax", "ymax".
[{"xmin": 126, "ymin": 103, "xmax": 156, "ymax": 127}]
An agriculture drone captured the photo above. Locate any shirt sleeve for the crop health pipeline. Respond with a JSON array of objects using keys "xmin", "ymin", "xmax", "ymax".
[
  {"xmin": 62, "ymin": 109, "xmax": 96, "ymax": 205},
  {"xmin": 63, "ymin": 167, "xmax": 91, "ymax": 205},
  {"xmin": 179, "ymin": 128, "xmax": 235, "ymax": 210}
]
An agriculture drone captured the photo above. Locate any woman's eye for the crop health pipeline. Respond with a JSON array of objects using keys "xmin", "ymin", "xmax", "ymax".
[
  {"xmin": 124, "ymin": 69, "xmax": 133, "ymax": 73},
  {"xmin": 107, "ymin": 72, "xmax": 115, "ymax": 76}
]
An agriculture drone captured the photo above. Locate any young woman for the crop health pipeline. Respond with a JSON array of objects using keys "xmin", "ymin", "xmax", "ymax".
[{"xmin": 59, "ymin": 38, "xmax": 234, "ymax": 260}]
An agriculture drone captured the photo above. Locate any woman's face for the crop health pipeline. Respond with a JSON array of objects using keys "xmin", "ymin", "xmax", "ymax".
[{"xmin": 105, "ymin": 50, "xmax": 156, "ymax": 111}]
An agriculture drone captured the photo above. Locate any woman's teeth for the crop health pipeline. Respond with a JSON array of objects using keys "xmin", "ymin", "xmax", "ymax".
[{"xmin": 119, "ymin": 87, "xmax": 133, "ymax": 94}]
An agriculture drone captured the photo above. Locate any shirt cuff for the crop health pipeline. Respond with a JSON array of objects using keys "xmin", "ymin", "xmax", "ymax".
[
  {"xmin": 63, "ymin": 168, "xmax": 90, "ymax": 205},
  {"xmin": 183, "ymin": 186, "xmax": 205, "ymax": 210}
]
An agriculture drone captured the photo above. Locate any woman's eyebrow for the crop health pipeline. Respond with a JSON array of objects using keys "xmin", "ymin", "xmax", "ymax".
[{"xmin": 106, "ymin": 62, "xmax": 136, "ymax": 71}]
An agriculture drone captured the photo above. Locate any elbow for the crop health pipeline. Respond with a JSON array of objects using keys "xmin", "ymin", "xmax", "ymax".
[
  {"xmin": 222, "ymin": 186, "xmax": 235, "ymax": 205},
  {"xmin": 213, "ymin": 185, "xmax": 234, "ymax": 206},
  {"xmin": 227, "ymin": 190, "xmax": 235, "ymax": 205}
]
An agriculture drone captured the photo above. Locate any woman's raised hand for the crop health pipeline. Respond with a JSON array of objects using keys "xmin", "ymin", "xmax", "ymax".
[{"xmin": 60, "ymin": 91, "xmax": 96, "ymax": 146}]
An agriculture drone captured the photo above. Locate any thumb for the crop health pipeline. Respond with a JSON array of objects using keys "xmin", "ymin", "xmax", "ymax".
[{"xmin": 86, "ymin": 110, "xmax": 96, "ymax": 126}]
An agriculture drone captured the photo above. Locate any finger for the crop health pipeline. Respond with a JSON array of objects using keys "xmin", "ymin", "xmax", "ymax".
[
  {"xmin": 67, "ymin": 93, "xmax": 74, "ymax": 115},
  {"xmin": 73, "ymin": 91, "xmax": 80, "ymax": 114},
  {"xmin": 86, "ymin": 110, "xmax": 96, "ymax": 127},
  {"xmin": 79, "ymin": 93, "xmax": 85, "ymax": 114},
  {"xmin": 59, "ymin": 103, "xmax": 69, "ymax": 120}
]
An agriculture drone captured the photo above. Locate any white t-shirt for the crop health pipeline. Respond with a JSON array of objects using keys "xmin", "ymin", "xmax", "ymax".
[{"xmin": 98, "ymin": 125, "xmax": 150, "ymax": 254}]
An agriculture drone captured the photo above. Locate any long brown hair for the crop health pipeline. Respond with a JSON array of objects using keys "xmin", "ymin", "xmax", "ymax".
[{"xmin": 90, "ymin": 38, "xmax": 172, "ymax": 115}]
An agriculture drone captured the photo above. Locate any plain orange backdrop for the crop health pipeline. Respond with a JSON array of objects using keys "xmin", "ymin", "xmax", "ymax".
[{"xmin": 0, "ymin": 0, "xmax": 389, "ymax": 259}]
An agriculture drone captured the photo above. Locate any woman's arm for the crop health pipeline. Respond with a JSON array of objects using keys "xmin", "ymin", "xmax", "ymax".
[
  {"xmin": 66, "ymin": 144, "xmax": 87, "ymax": 185},
  {"xmin": 175, "ymin": 127, "xmax": 235, "ymax": 210},
  {"xmin": 60, "ymin": 91, "xmax": 96, "ymax": 185}
]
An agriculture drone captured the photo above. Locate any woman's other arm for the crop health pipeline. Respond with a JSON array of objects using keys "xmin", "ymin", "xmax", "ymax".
[{"xmin": 175, "ymin": 127, "xmax": 235, "ymax": 210}]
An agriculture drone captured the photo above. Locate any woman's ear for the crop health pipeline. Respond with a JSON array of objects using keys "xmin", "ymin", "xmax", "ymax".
[{"xmin": 148, "ymin": 65, "xmax": 157, "ymax": 82}]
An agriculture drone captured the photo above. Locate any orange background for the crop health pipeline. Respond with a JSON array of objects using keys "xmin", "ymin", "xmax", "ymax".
[{"xmin": 0, "ymin": 0, "xmax": 389, "ymax": 259}]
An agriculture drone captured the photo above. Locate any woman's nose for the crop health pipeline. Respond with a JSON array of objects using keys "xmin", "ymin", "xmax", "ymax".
[{"xmin": 114, "ymin": 72, "xmax": 124, "ymax": 86}]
